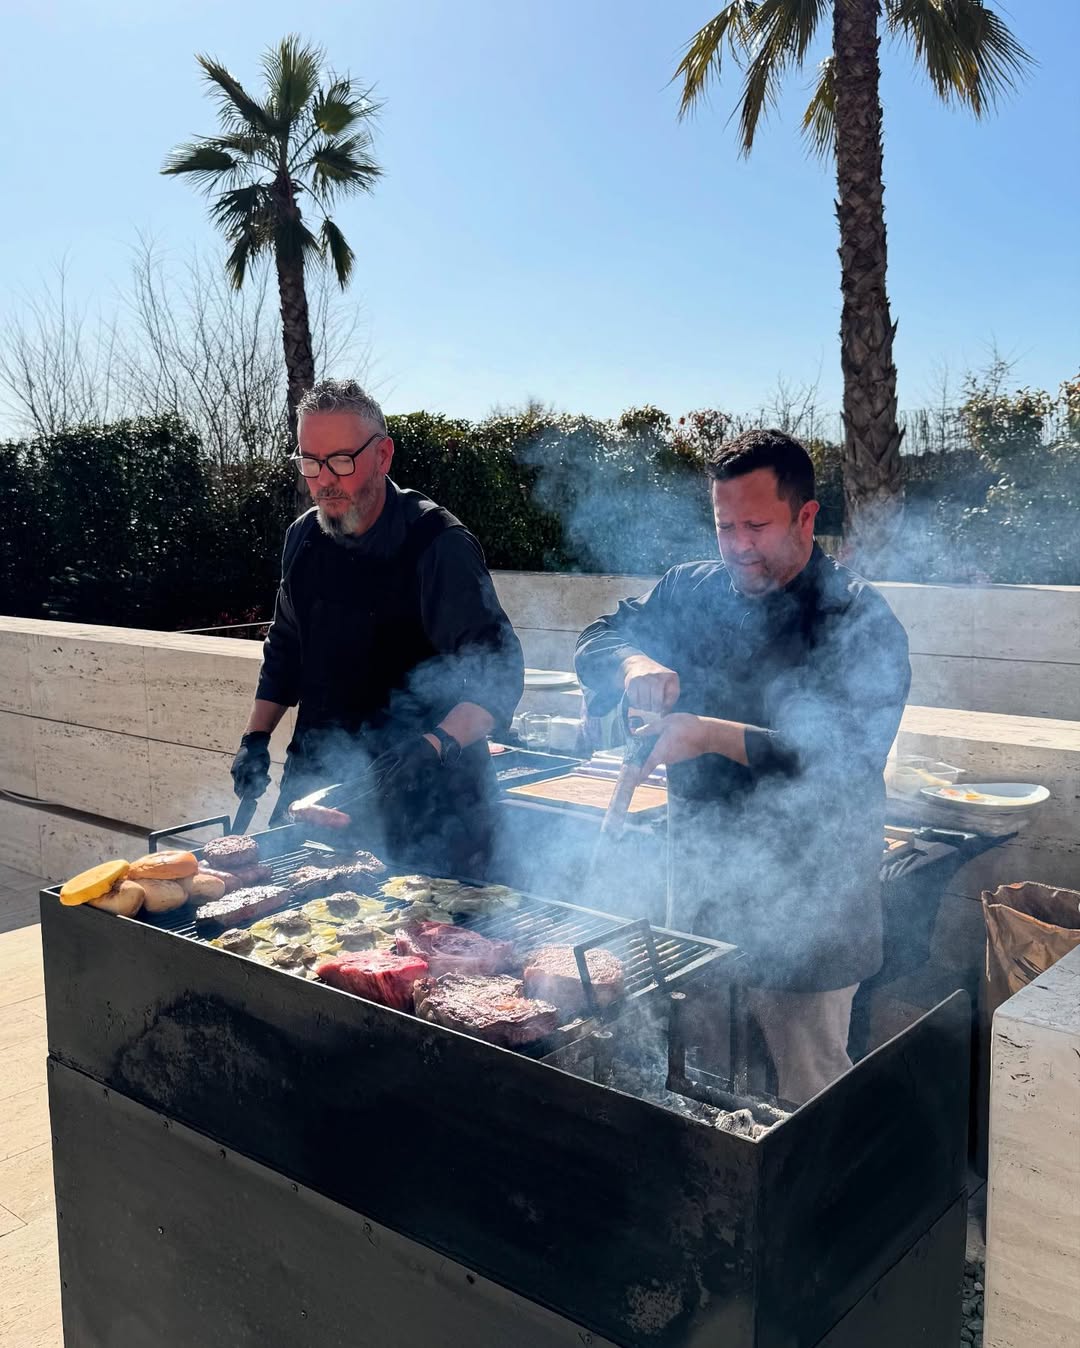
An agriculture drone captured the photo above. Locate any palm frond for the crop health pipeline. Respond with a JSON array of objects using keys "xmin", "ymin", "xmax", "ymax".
[
  {"xmin": 735, "ymin": 0, "xmax": 830, "ymax": 153},
  {"xmin": 263, "ymin": 34, "xmax": 323, "ymax": 129},
  {"xmin": 320, "ymin": 218, "xmax": 355, "ymax": 287},
  {"xmin": 160, "ymin": 142, "xmax": 239, "ymax": 186},
  {"xmin": 210, "ymin": 184, "xmax": 275, "ymax": 241},
  {"xmin": 196, "ymin": 54, "xmax": 278, "ymax": 136},
  {"xmin": 304, "ymin": 135, "xmax": 383, "ymax": 200},
  {"xmin": 887, "ymin": 0, "xmax": 1033, "ymax": 115},
  {"xmin": 312, "ymin": 78, "xmax": 381, "ymax": 135},
  {"xmin": 206, "ymin": 130, "xmax": 274, "ymax": 160},
  {"xmin": 224, "ymin": 231, "xmax": 269, "ymax": 290},
  {"xmin": 801, "ymin": 55, "xmax": 836, "ymax": 157},
  {"xmin": 673, "ymin": 3, "xmax": 759, "ymax": 119},
  {"xmin": 273, "ymin": 215, "xmax": 322, "ymax": 268}
]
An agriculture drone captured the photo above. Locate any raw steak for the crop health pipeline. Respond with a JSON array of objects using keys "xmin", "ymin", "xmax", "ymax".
[
  {"xmin": 194, "ymin": 884, "xmax": 290, "ymax": 932},
  {"xmin": 394, "ymin": 920, "xmax": 514, "ymax": 978},
  {"xmin": 413, "ymin": 974, "xmax": 560, "ymax": 1047},
  {"xmin": 522, "ymin": 946, "xmax": 625, "ymax": 1015},
  {"xmin": 201, "ymin": 834, "xmax": 259, "ymax": 871},
  {"xmin": 315, "ymin": 951, "xmax": 429, "ymax": 1011}
]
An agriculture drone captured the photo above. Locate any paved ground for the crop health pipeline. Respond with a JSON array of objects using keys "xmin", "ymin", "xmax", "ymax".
[
  {"xmin": 0, "ymin": 866, "xmax": 60, "ymax": 1348},
  {"xmin": 0, "ymin": 867, "xmax": 988, "ymax": 1347}
]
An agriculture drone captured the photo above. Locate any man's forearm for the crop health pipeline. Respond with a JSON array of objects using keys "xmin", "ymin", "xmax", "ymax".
[
  {"xmin": 430, "ymin": 701, "xmax": 494, "ymax": 750},
  {"xmin": 699, "ymin": 716, "xmax": 750, "ymax": 768},
  {"xmin": 244, "ymin": 699, "xmax": 288, "ymax": 737}
]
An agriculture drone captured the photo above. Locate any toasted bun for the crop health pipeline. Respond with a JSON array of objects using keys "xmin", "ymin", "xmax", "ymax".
[
  {"xmin": 139, "ymin": 878, "xmax": 190, "ymax": 913},
  {"xmin": 90, "ymin": 879, "xmax": 145, "ymax": 917},
  {"xmin": 60, "ymin": 859, "xmax": 130, "ymax": 906},
  {"xmin": 128, "ymin": 850, "xmax": 199, "ymax": 881},
  {"xmin": 185, "ymin": 873, "xmax": 226, "ymax": 902}
]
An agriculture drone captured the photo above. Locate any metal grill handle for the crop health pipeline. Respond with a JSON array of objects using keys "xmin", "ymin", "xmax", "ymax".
[
  {"xmin": 572, "ymin": 917, "xmax": 667, "ymax": 1018},
  {"xmin": 148, "ymin": 815, "xmax": 231, "ymax": 853}
]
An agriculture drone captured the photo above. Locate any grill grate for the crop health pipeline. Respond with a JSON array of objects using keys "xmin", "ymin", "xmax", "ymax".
[{"xmin": 134, "ymin": 824, "xmax": 729, "ymax": 1054}]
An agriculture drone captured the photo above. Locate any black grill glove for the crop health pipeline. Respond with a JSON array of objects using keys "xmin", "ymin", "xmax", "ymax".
[
  {"xmin": 230, "ymin": 731, "xmax": 271, "ymax": 800},
  {"xmin": 369, "ymin": 735, "xmax": 442, "ymax": 805}
]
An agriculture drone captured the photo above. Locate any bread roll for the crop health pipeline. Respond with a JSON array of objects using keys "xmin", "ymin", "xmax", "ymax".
[
  {"xmin": 186, "ymin": 873, "xmax": 226, "ymax": 902},
  {"xmin": 139, "ymin": 878, "xmax": 189, "ymax": 912},
  {"xmin": 128, "ymin": 850, "xmax": 199, "ymax": 881},
  {"xmin": 90, "ymin": 880, "xmax": 145, "ymax": 917}
]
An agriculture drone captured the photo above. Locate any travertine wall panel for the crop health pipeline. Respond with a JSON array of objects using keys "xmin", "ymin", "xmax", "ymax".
[{"xmin": 984, "ymin": 947, "xmax": 1080, "ymax": 1347}]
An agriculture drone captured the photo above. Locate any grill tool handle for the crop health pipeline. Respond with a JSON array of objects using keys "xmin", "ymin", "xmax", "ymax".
[
  {"xmin": 600, "ymin": 707, "xmax": 662, "ymax": 840},
  {"xmin": 148, "ymin": 816, "xmax": 231, "ymax": 853}
]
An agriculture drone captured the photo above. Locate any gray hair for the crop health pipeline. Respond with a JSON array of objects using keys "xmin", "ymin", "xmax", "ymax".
[{"xmin": 296, "ymin": 379, "xmax": 387, "ymax": 435}]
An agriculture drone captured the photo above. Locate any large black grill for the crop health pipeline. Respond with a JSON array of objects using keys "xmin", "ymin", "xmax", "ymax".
[{"xmin": 41, "ymin": 814, "xmax": 972, "ymax": 1347}]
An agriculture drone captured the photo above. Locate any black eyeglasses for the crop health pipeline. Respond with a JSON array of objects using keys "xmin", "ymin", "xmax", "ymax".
[{"xmin": 290, "ymin": 431, "xmax": 385, "ymax": 478}]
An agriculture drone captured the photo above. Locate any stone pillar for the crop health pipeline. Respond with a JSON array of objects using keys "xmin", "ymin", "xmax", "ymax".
[{"xmin": 984, "ymin": 945, "xmax": 1080, "ymax": 1346}]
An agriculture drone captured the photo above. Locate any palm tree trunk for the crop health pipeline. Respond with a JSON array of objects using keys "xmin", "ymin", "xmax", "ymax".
[
  {"xmin": 275, "ymin": 250, "xmax": 316, "ymax": 454},
  {"xmin": 833, "ymin": 0, "xmax": 904, "ymax": 572}
]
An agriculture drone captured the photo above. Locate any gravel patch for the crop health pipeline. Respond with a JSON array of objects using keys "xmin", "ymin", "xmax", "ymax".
[{"xmin": 961, "ymin": 1259, "xmax": 985, "ymax": 1345}]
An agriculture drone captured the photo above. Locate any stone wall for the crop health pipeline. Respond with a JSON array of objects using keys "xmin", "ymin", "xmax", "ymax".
[
  {"xmin": 0, "ymin": 612, "xmax": 1077, "ymax": 896},
  {"xmin": 984, "ymin": 944, "xmax": 1080, "ymax": 1347},
  {"xmin": 492, "ymin": 571, "xmax": 1080, "ymax": 722}
]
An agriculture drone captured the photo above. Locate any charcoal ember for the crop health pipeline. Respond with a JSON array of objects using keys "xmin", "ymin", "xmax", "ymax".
[
  {"xmin": 195, "ymin": 884, "xmax": 289, "ymax": 932},
  {"xmin": 413, "ymin": 974, "xmax": 560, "ymax": 1047},
  {"xmin": 523, "ymin": 946, "xmax": 624, "ymax": 1015},
  {"xmin": 394, "ymin": 920, "xmax": 515, "ymax": 978},
  {"xmin": 315, "ymin": 951, "xmax": 429, "ymax": 1011},
  {"xmin": 201, "ymin": 834, "xmax": 259, "ymax": 871}
]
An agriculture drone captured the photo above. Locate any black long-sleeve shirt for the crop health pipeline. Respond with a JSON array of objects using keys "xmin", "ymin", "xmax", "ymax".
[
  {"xmin": 257, "ymin": 479, "xmax": 524, "ymax": 734},
  {"xmin": 575, "ymin": 545, "xmax": 911, "ymax": 990}
]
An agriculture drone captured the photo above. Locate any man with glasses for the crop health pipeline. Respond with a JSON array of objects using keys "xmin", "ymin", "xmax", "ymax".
[{"xmin": 230, "ymin": 379, "xmax": 524, "ymax": 874}]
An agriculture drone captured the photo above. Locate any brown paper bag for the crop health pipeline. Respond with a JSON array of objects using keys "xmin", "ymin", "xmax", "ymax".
[
  {"xmin": 982, "ymin": 881, "xmax": 1080, "ymax": 1005},
  {"xmin": 973, "ymin": 882, "xmax": 1080, "ymax": 1175}
]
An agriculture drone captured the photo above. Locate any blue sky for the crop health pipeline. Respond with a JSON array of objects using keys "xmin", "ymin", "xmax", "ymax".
[{"xmin": 2, "ymin": 0, "xmax": 1077, "ymax": 426}]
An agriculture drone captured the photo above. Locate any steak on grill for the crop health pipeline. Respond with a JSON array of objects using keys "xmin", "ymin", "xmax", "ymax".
[
  {"xmin": 198, "ymin": 861, "xmax": 272, "ymax": 893},
  {"xmin": 316, "ymin": 951, "xmax": 429, "ymax": 1011},
  {"xmin": 288, "ymin": 862, "xmax": 382, "ymax": 899},
  {"xmin": 522, "ymin": 946, "xmax": 625, "ymax": 1015},
  {"xmin": 394, "ymin": 920, "xmax": 515, "ymax": 978},
  {"xmin": 194, "ymin": 884, "xmax": 290, "ymax": 932},
  {"xmin": 201, "ymin": 834, "xmax": 259, "ymax": 871},
  {"xmin": 413, "ymin": 974, "xmax": 560, "ymax": 1047}
]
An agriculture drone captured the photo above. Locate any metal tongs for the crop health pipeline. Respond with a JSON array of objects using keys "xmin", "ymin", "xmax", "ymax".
[
  {"xmin": 286, "ymin": 759, "xmax": 392, "ymax": 832},
  {"xmin": 599, "ymin": 703, "xmax": 663, "ymax": 841}
]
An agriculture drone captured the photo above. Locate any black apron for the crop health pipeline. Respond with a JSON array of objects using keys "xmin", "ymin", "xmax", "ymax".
[{"xmin": 269, "ymin": 509, "xmax": 495, "ymax": 876}]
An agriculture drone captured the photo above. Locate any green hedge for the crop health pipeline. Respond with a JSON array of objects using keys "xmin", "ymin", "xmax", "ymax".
[{"xmin": 0, "ymin": 405, "xmax": 1076, "ymax": 633}]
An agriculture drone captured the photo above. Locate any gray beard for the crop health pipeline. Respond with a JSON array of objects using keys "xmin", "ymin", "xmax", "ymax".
[
  {"xmin": 315, "ymin": 477, "xmax": 384, "ymax": 539},
  {"xmin": 316, "ymin": 500, "xmax": 367, "ymax": 539}
]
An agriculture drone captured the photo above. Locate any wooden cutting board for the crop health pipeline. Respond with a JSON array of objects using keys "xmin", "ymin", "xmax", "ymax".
[{"xmin": 506, "ymin": 771, "xmax": 668, "ymax": 814}]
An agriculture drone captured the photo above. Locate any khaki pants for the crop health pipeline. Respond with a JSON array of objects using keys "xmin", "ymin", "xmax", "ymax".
[{"xmin": 744, "ymin": 984, "xmax": 859, "ymax": 1106}]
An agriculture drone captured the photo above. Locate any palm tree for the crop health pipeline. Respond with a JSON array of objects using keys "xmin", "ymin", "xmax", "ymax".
[
  {"xmin": 163, "ymin": 35, "xmax": 382, "ymax": 449},
  {"xmin": 675, "ymin": 1, "xmax": 1031, "ymax": 564}
]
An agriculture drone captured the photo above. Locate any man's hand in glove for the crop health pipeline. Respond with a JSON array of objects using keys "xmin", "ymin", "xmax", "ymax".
[
  {"xmin": 230, "ymin": 731, "xmax": 271, "ymax": 800},
  {"xmin": 370, "ymin": 735, "xmax": 442, "ymax": 803}
]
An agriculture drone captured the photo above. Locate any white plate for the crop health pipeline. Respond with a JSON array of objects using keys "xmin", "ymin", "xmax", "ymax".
[
  {"xmin": 920, "ymin": 782, "xmax": 1049, "ymax": 811},
  {"xmin": 523, "ymin": 669, "xmax": 579, "ymax": 690}
]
